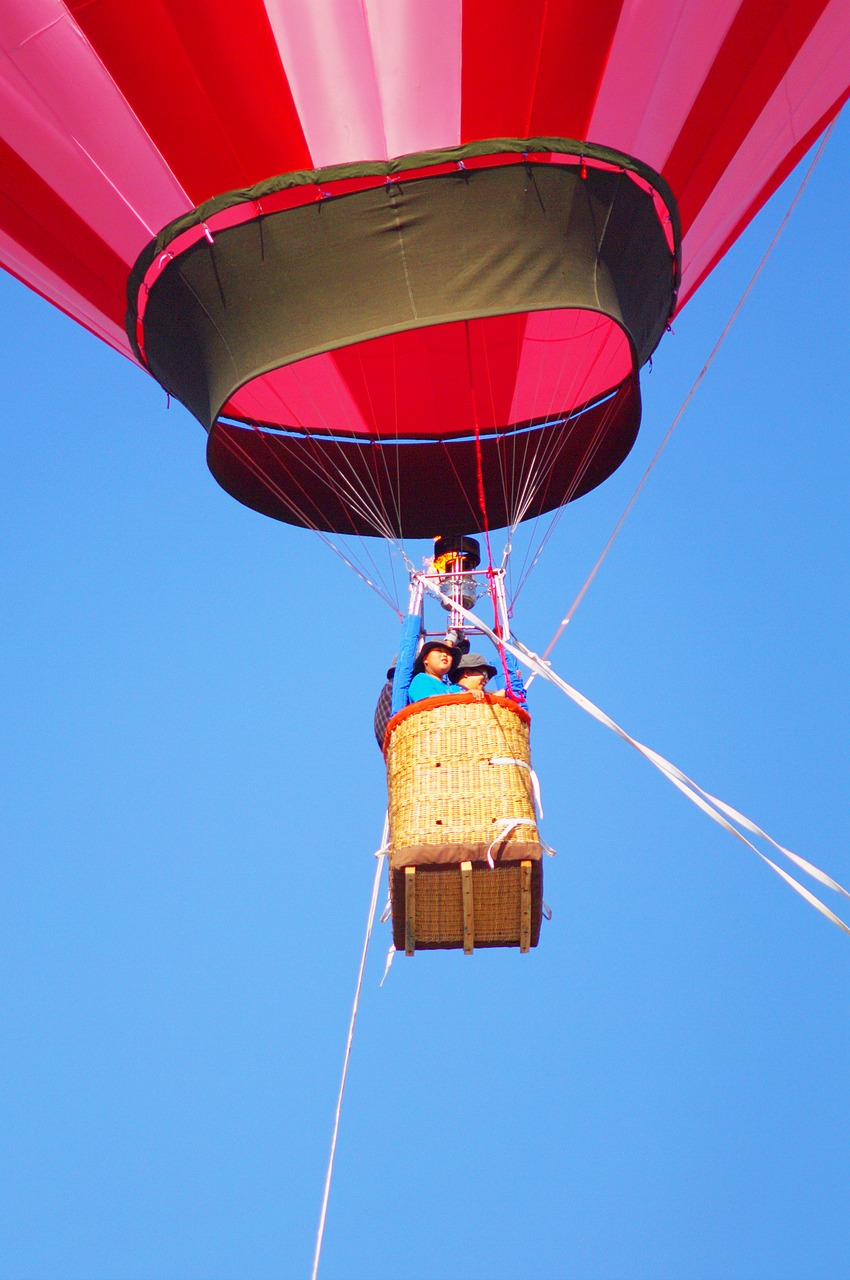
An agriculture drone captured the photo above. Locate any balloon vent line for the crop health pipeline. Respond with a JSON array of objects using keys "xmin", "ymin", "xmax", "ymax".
[{"xmin": 535, "ymin": 119, "xmax": 836, "ymax": 670}]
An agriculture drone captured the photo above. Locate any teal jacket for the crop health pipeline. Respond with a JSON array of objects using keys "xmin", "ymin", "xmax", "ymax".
[{"xmin": 408, "ymin": 671, "xmax": 464, "ymax": 702}]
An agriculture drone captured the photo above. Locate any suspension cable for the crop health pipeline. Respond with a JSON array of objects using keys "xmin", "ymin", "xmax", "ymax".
[{"xmin": 533, "ymin": 121, "xmax": 837, "ymax": 672}]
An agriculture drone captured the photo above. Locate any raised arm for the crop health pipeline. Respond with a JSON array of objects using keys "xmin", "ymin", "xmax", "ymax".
[{"xmin": 391, "ymin": 611, "xmax": 421, "ymax": 715}]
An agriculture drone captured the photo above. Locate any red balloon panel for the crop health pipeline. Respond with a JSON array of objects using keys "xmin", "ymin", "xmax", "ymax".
[{"xmin": 223, "ymin": 312, "xmax": 632, "ymax": 440}]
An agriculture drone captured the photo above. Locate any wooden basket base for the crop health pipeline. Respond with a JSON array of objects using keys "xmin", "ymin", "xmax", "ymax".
[{"xmin": 390, "ymin": 859, "xmax": 542, "ymax": 953}]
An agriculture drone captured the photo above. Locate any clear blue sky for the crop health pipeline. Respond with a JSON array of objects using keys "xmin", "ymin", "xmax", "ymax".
[{"xmin": 1, "ymin": 117, "xmax": 848, "ymax": 1280}]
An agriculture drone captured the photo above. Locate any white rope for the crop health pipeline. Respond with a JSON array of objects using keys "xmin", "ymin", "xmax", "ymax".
[
  {"xmin": 484, "ymin": 816, "xmax": 539, "ymax": 867},
  {"xmin": 310, "ymin": 816, "xmax": 388, "ymax": 1280},
  {"xmin": 379, "ymin": 942, "xmax": 396, "ymax": 987},
  {"xmin": 414, "ymin": 577, "xmax": 850, "ymax": 936},
  {"xmin": 490, "ymin": 757, "xmax": 544, "ymax": 817},
  {"xmin": 530, "ymin": 119, "xmax": 837, "ymax": 675}
]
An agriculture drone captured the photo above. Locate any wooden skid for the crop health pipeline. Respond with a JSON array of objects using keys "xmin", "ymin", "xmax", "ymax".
[
  {"xmin": 461, "ymin": 861, "xmax": 474, "ymax": 954},
  {"xmin": 391, "ymin": 860, "xmax": 543, "ymax": 952},
  {"xmin": 520, "ymin": 860, "xmax": 532, "ymax": 953},
  {"xmin": 404, "ymin": 866, "xmax": 416, "ymax": 956}
]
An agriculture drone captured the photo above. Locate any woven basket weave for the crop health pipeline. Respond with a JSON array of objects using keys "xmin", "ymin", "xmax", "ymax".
[{"xmin": 384, "ymin": 694, "xmax": 543, "ymax": 951}]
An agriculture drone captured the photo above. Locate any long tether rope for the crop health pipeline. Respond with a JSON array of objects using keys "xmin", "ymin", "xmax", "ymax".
[{"xmin": 310, "ymin": 818, "xmax": 388, "ymax": 1280}]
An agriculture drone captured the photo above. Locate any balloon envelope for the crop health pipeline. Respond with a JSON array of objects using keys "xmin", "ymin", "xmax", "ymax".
[{"xmin": 1, "ymin": 0, "xmax": 848, "ymax": 534}]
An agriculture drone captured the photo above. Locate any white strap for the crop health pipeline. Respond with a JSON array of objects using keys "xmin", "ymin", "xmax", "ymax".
[
  {"xmin": 379, "ymin": 942, "xmax": 396, "ymax": 987},
  {"xmin": 377, "ymin": 813, "xmax": 392, "ymax": 924},
  {"xmin": 515, "ymin": 650, "xmax": 850, "ymax": 933},
  {"xmin": 414, "ymin": 575, "xmax": 850, "ymax": 939},
  {"xmin": 374, "ymin": 811, "xmax": 390, "ymax": 859},
  {"xmin": 490, "ymin": 757, "xmax": 544, "ymax": 818},
  {"xmin": 485, "ymin": 816, "xmax": 537, "ymax": 868}
]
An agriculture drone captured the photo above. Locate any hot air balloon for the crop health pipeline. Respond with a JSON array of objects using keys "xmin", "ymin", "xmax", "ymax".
[
  {"xmin": 2, "ymin": 0, "xmax": 849, "ymax": 952},
  {"xmin": 4, "ymin": 0, "xmax": 848, "ymax": 537}
]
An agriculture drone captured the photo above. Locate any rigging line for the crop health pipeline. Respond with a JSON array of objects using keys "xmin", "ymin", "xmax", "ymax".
[
  {"xmin": 501, "ymin": 315, "xmax": 564, "ymax": 534},
  {"xmin": 511, "ymin": 315, "xmax": 609, "ymax": 526},
  {"xmin": 536, "ymin": 120, "xmax": 837, "ymax": 671},
  {"xmin": 464, "ymin": 320, "xmax": 492, "ymax": 548},
  {"xmin": 512, "ymin": 389, "xmax": 614, "ymax": 535},
  {"xmin": 474, "ymin": 322, "xmax": 509, "ymax": 525},
  {"xmin": 510, "ymin": 388, "xmax": 625, "ymax": 605},
  {"xmin": 414, "ymin": 581, "xmax": 850, "ymax": 935},
  {"xmin": 311, "ymin": 823, "xmax": 388, "ymax": 1280},
  {"xmin": 517, "ymin": 322, "xmax": 655, "ymax": 537},
  {"xmin": 217, "ymin": 428, "xmax": 401, "ymax": 615},
  {"xmin": 510, "ymin": 639, "xmax": 850, "ymax": 936},
  {"xmin": 299, "ymin": 431, "xmax": 398, "ymax": 542},
  {"xmin": 231, "ymin": 366, "xmax": 399, "ymax": 556},
  {"xmin": 463, "ymin": 321, "xmax": 514, "ymax": 691},
  {"xmin": 235, "ymin": 440, "xmax": 401, "ymax": 614},
  {"xmin": 389, "ymin": 338, "xmax": 405, "ymax": 586},
  {"xmin": 352, "ymin": 337, "xmax": 406, "ymax": 540},
  {"xmin": 245, "ymin": 420, "xmax": 400, "ymax": 599},
  {"xmin": 510, "ymin": 323, "xmax": 627, "ymax": 531},
  {"xmin": 506, "ymin": 315, "xmax": 609, "ymax": 523},
  {"xmin": 437, "ymin": 433, "xmax": 489, "ymax": 534},
  {"xmin": 504, "ymin": 329, "xmax": 619, "ymax": 560},
  {"xmin": 507, "ymin": 377, "xmax": 623, "ymax": 603},
  {"xmin": 311, "ymin": 405, "xmax": 402, "ymax": 544},
  {"xmin": 278, "ymin": 357, "xmax": 404, "ymax": 546},
  {"xmin": 219, "ymin": 423, "xmax": 334, "ymax": 532},
  {"xmin": 265, "ymin": 421, "xmax": 397, "ymax": 545},
  {"xmin": 246, "ymin": 423, "xmax": 365, "ymax": 535},
  {"xmin": 509, "ymin": 433, "xmax": 605, "ymax": 605},
  {"xmin": 287, "ymin": 413, "xmax": 396, "ymax": 539}
]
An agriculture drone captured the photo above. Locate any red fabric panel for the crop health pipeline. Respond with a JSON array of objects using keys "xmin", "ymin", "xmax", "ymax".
[
  {"xmin": 677, "ymin": 89, "xmax": 850, "ymax": 307},
  {"xmin": 461, "ymin": 0, "xmax": 628, "ymax": 146},
  {"xmin": 68, "ymin": 0, "xmax": 311, "ymax": 205},
  {"xmin": 664, "ymin": 0, "xmax": 831, "ymax": 232},
  {"xmin": 460, "ymin": 0, "xmax": 549, "ymax": 140},
  {"xmin": 329, "ymin": 316, "xmax": 526, "ymax": 437},
  {"xmin": 0, "ymin": 137, "xmax": 129, "ymax": 329},
  {"xmin": 527, "ymin": 0, "xmax": 628, "ymax": 140},
  {"xmin": 222, "ymin": 312, "xmax": 629, "ymax": 439},
  {"xmin": 510, "ymin": 311, "xmax": 631, "ymax": 421}
]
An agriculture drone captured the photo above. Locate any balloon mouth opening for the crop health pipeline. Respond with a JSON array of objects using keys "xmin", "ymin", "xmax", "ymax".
[
  {"xmin": 206, "ymin": 371, "xmax": 642, "ymax": 539},
  {"xmin": 217, "ymin": 309, "xmax": 634, "ymax": 441}
]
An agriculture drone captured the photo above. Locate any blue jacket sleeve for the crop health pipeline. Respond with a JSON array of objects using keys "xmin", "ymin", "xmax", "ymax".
[
  {"xmin": 504, "ymin": 649, "xmax": 528, "ymax": 710},
  {"xmin": 391, "ymin": 613, "xmax": 420, "ymax": 714}
]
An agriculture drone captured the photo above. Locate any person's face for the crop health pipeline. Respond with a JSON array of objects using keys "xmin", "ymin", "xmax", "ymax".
[
  {"xmin": 458, "ymin": 668, "xmax": 489, "ymax": 691},
  {"xmin": 423, "ymin": 646, "xmax": 454, "ymax": 677}
]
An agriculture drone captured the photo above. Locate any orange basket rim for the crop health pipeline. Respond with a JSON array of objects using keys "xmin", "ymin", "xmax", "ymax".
[{"xmin": 383, "ymin": 691, "xmax": 530, "ymax": 754}]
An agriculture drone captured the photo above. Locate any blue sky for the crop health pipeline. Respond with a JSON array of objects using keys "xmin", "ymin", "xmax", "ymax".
[{"xmin": 1, "ymin": 116, "xmax": 848, "ymax": 1280}]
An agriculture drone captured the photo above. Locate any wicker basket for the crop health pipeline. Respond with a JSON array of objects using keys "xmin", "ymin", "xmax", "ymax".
[{"xmin": 384, "ymin": 693, "xmax": 544, "ymax": 952}]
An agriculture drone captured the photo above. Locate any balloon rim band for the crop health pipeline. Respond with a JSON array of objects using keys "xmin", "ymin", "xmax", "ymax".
[
  {"xmin": 126, "ymin": 136, "xmax": 680, "ymax": 351},
  {"xmin": 128, "ymin": 144, "xmax": 677, "ymax": 432}
]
